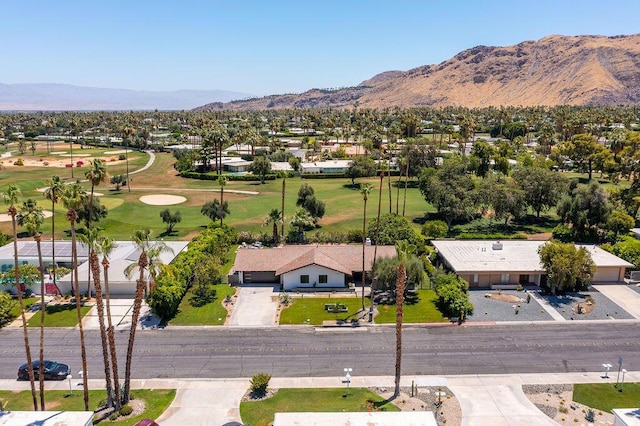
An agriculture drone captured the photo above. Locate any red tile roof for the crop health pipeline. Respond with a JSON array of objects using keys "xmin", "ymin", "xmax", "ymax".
[{"xmin": 233, "ymin": 244, "xmax": 396, "ymax": 276}]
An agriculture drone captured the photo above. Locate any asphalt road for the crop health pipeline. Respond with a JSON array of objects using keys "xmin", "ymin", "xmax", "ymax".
[{"xmin": 1, "ymin": 323, "xmax": 638, "ymax": 380}]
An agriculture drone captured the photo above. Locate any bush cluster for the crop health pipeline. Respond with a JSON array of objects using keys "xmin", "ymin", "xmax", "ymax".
[{"xmin": 250, "ymin": 372, "xmax": 271, "ymax": 397}]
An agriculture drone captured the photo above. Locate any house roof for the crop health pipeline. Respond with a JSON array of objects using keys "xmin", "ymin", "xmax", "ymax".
[
  {"xmin": 233, "ymin": 244, "xmax": 397, "ymax": 276},
  {"xmin": 431, "ymin": 240, "xmax": 634, "ymax": 274}
]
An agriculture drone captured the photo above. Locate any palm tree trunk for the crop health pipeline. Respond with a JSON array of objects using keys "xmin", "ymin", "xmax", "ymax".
[
  {"xmin": 103, "ymin": 260, "xmax": 121, "ymax": 410},
  {"xmin": 36, "ymin": 234, "xmax": 46, "ymax": 410},
  {"xmin": 90, "ymin": 250, "xmax": 114, "ymax": 407},
  {"xmin": 12, "ymin": 212, "xmax": 38, "ymax": 410},
  {"xmin": 361, "ymin": 199, "xmax": 367, "ymax": 311},
  {"xmin": 70, "ymin": 220, "xmax": 90, "ymax": 410},
  {"xmin": 51, "ymin": 193, "xmax": 62, "ymax": 296},
  {"xmin": 394, "ymin": 263, "xmax": 406, "ymax": 399},
  {"xmin": 281, "ymin": 177, "xmax": 286, "ymax": 241},
  {"xmin": 123, "ymin": 278, "xmax": 144, "ymax": 404},
  {"xmin": 219, "ymin": 185, "xmax": 224, "ymax": 227},
  {"xmin": 402, "ymin": 156, "xmax": 410, "ymax": 217}
]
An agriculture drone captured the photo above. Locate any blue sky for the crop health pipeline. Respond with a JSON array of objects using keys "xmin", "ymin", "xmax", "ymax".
[{"xmin": 2, "ymin": 0, "xmax": 639, "ymax": 96}]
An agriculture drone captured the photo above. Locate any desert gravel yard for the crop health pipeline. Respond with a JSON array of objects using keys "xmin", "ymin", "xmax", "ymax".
[
  {"xmin": 467, "ymin": 289, "xmax": 554, "ymax": 322},
  {"xmin": 543, "ymin": 290, "xmax": 634, "ymax": 320}
]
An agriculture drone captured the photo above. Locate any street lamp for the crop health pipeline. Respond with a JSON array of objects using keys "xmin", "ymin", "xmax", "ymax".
[
  {"xmin": 66, "ymin": 374, "xmax": 73, "ymax": 396},
  {"xmin": 343, "ymin": 368, "xmax": 353, "ymax": 396},
  {"xmin": 620, "ymin": 369, "xmax": 627, "ymax": 392}
]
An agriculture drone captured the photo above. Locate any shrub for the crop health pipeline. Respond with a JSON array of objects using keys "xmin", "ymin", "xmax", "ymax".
[
  {"xmin": 118, "ymin": 154, "xmax": 126, "ymax": 160},
  {"xmin": 585, "ymin": 409, "xmax": 595, "ymax": 422},
  {"xmin": 108, "ymin": 412, "xmax": 119, "ymax": 421},
  {"xmin": 250, "ymin": 372, "xmax": 271, "ymax": 397},
  {"xmin": 119, "ymin": 404, "xmax": 133, "ymax": 416},
  {"xmin": 14, "ymin": 158, "xmax": 24, "ymax": 166}
]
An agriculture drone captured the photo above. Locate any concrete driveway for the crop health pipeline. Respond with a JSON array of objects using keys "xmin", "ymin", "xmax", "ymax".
[
  {"xmin": 228, "ymin": 284, "xmax": 279, "ymax": 326},
  {"xmin": 81, "ymin": 298, "xmax": 159, "ymax": 330},
  {"xmin": 593, "ymin": 284, "xmax": 640, "ymax": 319},
  {"xmin": 448, "ymin": 376, "xmax": 559, "ymax": 425}
]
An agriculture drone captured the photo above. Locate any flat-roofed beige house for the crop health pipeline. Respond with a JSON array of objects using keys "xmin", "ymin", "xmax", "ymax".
[
  {"xmin": 431, "ymin": 240, "xmax": 634, "ymax": 288},
  {"xmin": 231, "ymin": 244, "xmax": 396, "ymax": 291}
]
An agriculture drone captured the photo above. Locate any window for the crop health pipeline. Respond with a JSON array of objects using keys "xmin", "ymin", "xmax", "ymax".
[
  {"xmin": 319, "ymin": 275, "xmax": 328, "ymax": 284},
  {"xmin": 472, "ymin": 274, "xmax": 478, "ymax": 283},
  {"xmin": 300, "ymin": 275, "xmax": 309, "ymax": 284},
  {"xmin": 501, "ymin": 273, "xmax": 509, "ymax": 283}
]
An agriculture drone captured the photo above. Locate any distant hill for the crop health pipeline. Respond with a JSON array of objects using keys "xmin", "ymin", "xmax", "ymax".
[
  {"xmin": 0, "ymin": 83, "xmax": 253, "ymax": 111},
  {"xmin": 196, "ymin": 34, "xmax": 640, "ymax": 110}
]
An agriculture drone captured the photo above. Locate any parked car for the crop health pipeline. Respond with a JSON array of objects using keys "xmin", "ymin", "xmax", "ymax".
[
  {"xmin": 134, "ymin": 420, "xmax": 159, "ymax": 426},
  {"xmin": 17, "ymin": 360, "xmax": 70, "ymax": 381}
]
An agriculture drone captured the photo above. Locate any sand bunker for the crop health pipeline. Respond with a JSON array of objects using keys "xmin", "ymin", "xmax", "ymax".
[
  {"xmin": 0, "ymin": 210, "xmax": 53, "ymax": 222},
  {"xmin": 139, "ymin": 194, "xmax": 186, "ymax": 205}
]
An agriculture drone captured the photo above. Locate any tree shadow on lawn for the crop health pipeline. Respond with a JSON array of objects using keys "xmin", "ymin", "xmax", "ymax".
[{"xmin": 46, "ymin": 303, "xmax": 82, "ymax": 314}]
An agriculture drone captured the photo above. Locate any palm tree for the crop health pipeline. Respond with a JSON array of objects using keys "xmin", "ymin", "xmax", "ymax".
[
  {"xmin": 393, "ymin": 240, "xmax": 415, "ymax": 399},
  {"xmin": 122, "ymin": 125, "xmax": 135, "ymax": 192},
  {"xmin": 98, "ymin": 236, "xmax": 121, "ymax": 410},
  {"xmin": 61, "ymin": 182, "xmax": 90, "ymax": 410},
  {"xmin": 122, "ymin": 229, "xmax": 171, "ymax": 403},
  {"xmin": 85, "ymin": 159, "xmax": 109, "ymax": 229},
  {"xmin": 19, "ymin": 204, "xmax": 46, "ymax": 410},
  {"xmin": 78, "ymin": 229, "xmax": 115, "ymax": 409},
  {"xmin": 281, "ymin": 175, "xmax": 287, "ymax": 240},
  {"xmin": 2, "ymin": 185, "xmax": 38, "ymax": 411},
  {"xmin": 264, "ymin": 208, "xmax": 283, "ymax": 243},
  {"xmin": 360, "ymin": 183, "xmax": 373, "ymax": 311},
  {"xmin": 290, "ymin": 209, "xmax": 315, "ymax": 243},
  {"xmin": 43, "ymin": 176, "xmax": 65, "ymax": 296},
  {"xmin": 217, "ymin": 176, "xmax": 227, "ymax": 227}
]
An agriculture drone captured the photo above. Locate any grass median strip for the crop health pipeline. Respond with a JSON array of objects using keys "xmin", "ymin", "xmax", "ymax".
[{"xmin": 240, "ymin": 388, "xmax": 399, "ymax": 425}]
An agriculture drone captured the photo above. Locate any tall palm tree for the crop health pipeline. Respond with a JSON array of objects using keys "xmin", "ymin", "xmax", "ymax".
[
  {"xmin": 264, "ymin": 208, "xmax": 283, "ymax": 243},
  {"xmin": 122, "ymin": 125, "xmax": 135, "ymax": 192},
  {"xmin": 402, "ymin": 147, "xmax": 411, "ymax": 217},
  {"xmin": 2, "ymin": 185, "xmax": 38, "ymax": 411},
  {"xmin": 43, "ymin": 176, "xmax": 65, "ymax": 296},
  {"xmin": 122, "ymin": 229, "xmax": 171, "ymax": 403},
  {"xmin": 360, "ymin": 183, "xmax": 373, "ymax": 311},
  {"xmin": 85, "ymin": 159, "xmax": 109, "ymax": 230},
  {"xmin": 19, "ymin": 204, "xmax": 46, "ymax": 410},
  {"xmin": 78, "ymin": 229, "xmax": 114, "ymax": 409},
  {"xmin": 98, "ymin": 236, "xmax": 121, "ymax": 410},
  {"xmin": 217, "ymin": 176, "xmax": 227, "ymax": 227},
  {"xmin": 393, "ymin": 240, "xmax": 415, "ymax": 399},
  {"xmin": 281, "ymin": 175, "xmax": 286, "ymax": 240},
  {"xmin": 61, "ymin": 182, "xmax": 90, "ymax": 410}
]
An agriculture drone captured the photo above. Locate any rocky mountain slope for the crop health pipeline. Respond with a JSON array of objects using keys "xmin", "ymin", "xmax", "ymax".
[{"xmin": 197, "ymin": 34, "xmax": 640, "ymax": 110}]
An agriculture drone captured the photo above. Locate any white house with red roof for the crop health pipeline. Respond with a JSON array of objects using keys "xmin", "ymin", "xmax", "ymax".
[{"xmin": 231, "ymin": 244, "xmax": 396, "ymax": 291}]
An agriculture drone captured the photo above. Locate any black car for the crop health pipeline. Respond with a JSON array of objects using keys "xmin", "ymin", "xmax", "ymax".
[{"xmin": 17, "ymin": 360, "xmax": 70, "ymax": 381}]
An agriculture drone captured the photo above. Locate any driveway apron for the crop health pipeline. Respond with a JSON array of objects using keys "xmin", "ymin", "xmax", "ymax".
[
  {"xmin": 593, "ymin": 284, "xmax": 640, "ymax": 319},
  {"xmin": 229, "ymin": 284, "xmax": 279, "ymax": 326}
]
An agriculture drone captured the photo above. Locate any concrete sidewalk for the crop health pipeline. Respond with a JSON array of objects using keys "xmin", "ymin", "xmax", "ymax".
[{"xmin": 2, "ymin": 371, "xmax": 638, "ymax": 425}]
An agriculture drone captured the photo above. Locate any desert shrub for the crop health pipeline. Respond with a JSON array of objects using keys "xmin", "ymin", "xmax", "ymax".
[
  {"xmin": 14, "ymin": 158, "xmax": 24, "ymax": 166},
  {"xmin": 250, "ymin": 372, "xmax": 271, "ymax": 397},
  {"xmin": 108, "ymin": 412, "xmax": 119, "ymax": 420},
  {"xmin": 585, "ymin": 409, "xmax": 595, "ymax": 422},
  {"xmin": 118, "ymin": 154, "xmax": 126, "ymax": 160},
  {"xmin": 119, "ymin": 404, "xmax": 133, "ymax": 416}
]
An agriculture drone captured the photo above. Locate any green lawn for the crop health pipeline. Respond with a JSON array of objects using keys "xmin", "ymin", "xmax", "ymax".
[
  {"xmin": 27, "ymin": 303, "xmax": 91, "ymax": 327},
  {"xmin": 169, "ymin": 284, "xmax": 236, "ymax": 325},
  {"xmin": 374, "ymin": 289, "xmax": 448, "ymax": 324},
  {"xmin": 0, "ymin": 388, "xmax": 175, "ymax": 425},
  {"xmin": 573, "ymin": 383, "xmax": 640, "ymax": 413},
  {"xmin": 9, "ymin": 297, "xmax": 38, "ymax": 319},
  {"xmin": 279, "ymin": 296, "xmax": 365, "ymax": 325},
  {"xmin": 240, "ymin": 388, "xmax": 399, "ymax": 426}
]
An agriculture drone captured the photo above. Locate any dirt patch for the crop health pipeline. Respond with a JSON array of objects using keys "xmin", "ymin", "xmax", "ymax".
[
  {"xmin": 524, "ymin": 384, "xmax": 613, "ymax": 425},
  {"xmin": 485, "ymin": 293, "xmax": 522, "ymax": 303}
]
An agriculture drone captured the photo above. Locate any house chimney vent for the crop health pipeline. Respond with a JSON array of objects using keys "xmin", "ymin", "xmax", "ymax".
[{"xmin": 492, "ymin": 241, "xmax": 503, "ymax": 250}]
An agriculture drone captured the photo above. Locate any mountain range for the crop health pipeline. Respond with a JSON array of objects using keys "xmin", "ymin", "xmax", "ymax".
[
  {"xmin": 0, "ymin": 83, "xmax": 252, "ymax": 111},
  {"xmin": 197, "ymin": 34, "xmax": 640, "ymax": 111}
]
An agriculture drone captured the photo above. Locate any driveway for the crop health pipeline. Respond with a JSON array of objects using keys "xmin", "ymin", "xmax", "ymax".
[
  {"xmin": 448, "ymin": 376, "xmax": 559, "ymax": 425},
  {"xmin": 82, "ymin": 298, "xmax": 158, "ymax": 330},
  {"xmin": 228, "ymin": 284, "xmax": 279, "ymax": 326},
  {"xmin": 593, "ymin": 284, "xmax": 640, "ymax": 319}
]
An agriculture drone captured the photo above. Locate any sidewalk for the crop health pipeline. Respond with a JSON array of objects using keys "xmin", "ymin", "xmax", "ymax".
[{"xmin": 1, "ymin": 371, "xmax": 637, "ymax": 425}]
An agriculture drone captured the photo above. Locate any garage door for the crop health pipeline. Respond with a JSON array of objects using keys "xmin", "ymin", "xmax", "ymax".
[
  {"xmin": 593, "ymin": 267, "xmax": 621, "ymax": 282},
  {"xmin": 243, "ymin": 271, "xmax": 278, "ymax": 283}
]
